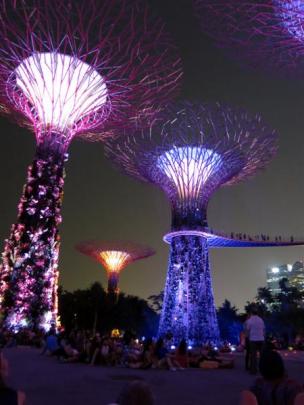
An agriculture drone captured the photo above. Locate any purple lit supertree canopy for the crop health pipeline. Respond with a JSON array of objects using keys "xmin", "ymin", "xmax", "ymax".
[
  {"xmin": 194, "ymin": 0, "xmax": 304, "ymax": 76},
  {"xmin": 105, "ymin": 101, "xmax": 278, "ymax": 345},
  {"xmin": 76, "ymin": 241, "xmax": 155, "ymax": 296},
  {"xmin": 0, "ymin": 0, "xmax": 182, "ymax": 332}
]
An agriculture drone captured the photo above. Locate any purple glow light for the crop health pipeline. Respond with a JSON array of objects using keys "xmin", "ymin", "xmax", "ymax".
[
  {"xmin": 163, "ymin": 230, "xmax": 213, "ymax": 243},
  {"xmin": 274, "ymin": 1, "xmax": 304, "ymax": 41},
  {"xmin": 105, "ymin": 101, "xmax": 278, "ymax": 231}
]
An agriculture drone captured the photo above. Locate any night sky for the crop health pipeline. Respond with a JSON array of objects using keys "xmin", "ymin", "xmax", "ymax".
[{"xmin": 1, "ymin": 0, "xmax": 304, "ymax": 312}]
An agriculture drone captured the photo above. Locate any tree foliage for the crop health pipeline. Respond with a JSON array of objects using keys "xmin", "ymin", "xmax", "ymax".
[
  {"xmin": 147, "ymin": 290, "xmax": 164, "ymax": 314},
  {"xmin": 58, "ymin": 282, "xmax": 159, "ymax": 337},
  {"xmin": 217, "ymin": 299, "xmax": 242, "ymax": 344},
  {"xmin": 246, "ymin": 281, "xmax": 304, "ymax": 343}
]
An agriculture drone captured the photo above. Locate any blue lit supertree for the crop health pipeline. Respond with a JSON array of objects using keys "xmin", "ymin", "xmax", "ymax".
[{"xmin": 104, "ymin": 101, "xmax": 278, "ymax": 345}]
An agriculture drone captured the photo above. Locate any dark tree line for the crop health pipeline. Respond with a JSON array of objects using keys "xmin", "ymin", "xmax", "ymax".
[
  {"xmin": 58, "ymin": 282, "xmax": 159, "ymax": 337},
  {"xmin": 217, "ymin": 299, "xmax": 243, "ymax": 344},
  {"xmin": 249, "ymin": 278, "xmax": 304, "ymax": 343},
  {"xmin": 58, "ymin": 279, "xmax": 304, "ymax": 345},
  {"xmin": 218, "ymin": 278, "xmax": 304, "ymax": 345}
]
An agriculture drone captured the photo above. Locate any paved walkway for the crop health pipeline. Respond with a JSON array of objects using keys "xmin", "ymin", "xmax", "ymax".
[{"xmin": 3, "ymin": 348, "xmax": 304, "ymax": 405}]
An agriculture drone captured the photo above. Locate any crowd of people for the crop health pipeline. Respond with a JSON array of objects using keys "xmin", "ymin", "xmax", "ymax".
[
  {"xmin": 2, "ymin": 309, "xmax": 304, "ymax": 404},
  {"xmin": 2, "ymin": 300, "xmax": 304, "ymax": 405},
  {"xmin": 35, "ymin": 328, "xmax": 234, "ymax": 371},
  {"xmin": 172, "ymin": 224, "xmax": 298, "ymax": 244},
  {"xmin": 201, "ymin": 226, "xmax": 298, "ymax": 244},
  {"xmin": 226, "ymin": 231, "xmax": 295, "ymax": 244}
]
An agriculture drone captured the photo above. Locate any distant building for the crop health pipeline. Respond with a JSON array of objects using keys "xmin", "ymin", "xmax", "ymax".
[{"xmin": 266, "ymin": 261, "xmax": 304, "ymax": 295}]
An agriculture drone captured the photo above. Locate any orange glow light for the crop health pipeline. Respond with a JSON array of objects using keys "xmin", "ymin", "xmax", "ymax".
[{"xmin": 99, "ymin": 250, "xmax": 131, "ymax": 272}]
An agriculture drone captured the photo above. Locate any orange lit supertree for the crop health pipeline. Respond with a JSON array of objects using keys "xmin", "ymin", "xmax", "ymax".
[
  {"xmin": 194, "ymin": 0, "xmax": 304, "ymax": 76},
  {"xmin": 0, "ymin": 0, "xmax": 182, "ymax": 331},
  {"xmin": 76, "ymin": 241, "xmax": 155, "ymax": 295}
]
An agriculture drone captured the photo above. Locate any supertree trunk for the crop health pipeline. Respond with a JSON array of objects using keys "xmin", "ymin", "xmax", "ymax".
[
  {"xmin": 158, "ymin": 235, "xmax": 220, "ymax": 346},
  {"xmin": 108, "ymin": 272, "xmax": 119, "ymax": 295},
  {"xmin": 106, "ymin": 273, "xmax": 120, "ymax": 307},
  {"xmin": 0, "ymin": 142, "xmax": 67, "ymax": 331}
]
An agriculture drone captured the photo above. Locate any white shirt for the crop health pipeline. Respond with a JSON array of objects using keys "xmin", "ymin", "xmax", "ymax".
[{"xmin": 245, "ymin": 315, "xmax": 265, "ymax": 342}]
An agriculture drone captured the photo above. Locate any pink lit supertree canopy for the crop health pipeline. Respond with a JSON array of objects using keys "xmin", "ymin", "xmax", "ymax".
[
  {"xmin": 76, "ymin": 241, "xmax": 155, "ymax": 296},
  {"xmin": 194, "ymin": 0, "xmax": 304, "ymax": 75},
  {"xmin": 0, "ymin": 0, "xmax": 182, "ymax": 331},
  {"xmin": 105, "ymin": 101, "xmax": 278, "ymax": 345}
]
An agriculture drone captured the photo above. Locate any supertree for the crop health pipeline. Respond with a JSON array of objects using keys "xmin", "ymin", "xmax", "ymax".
[
  {"xmin": 75, "ymin": 241, "xmax": 155, "ymax": 295},
  {"xmin": 104, "ymin": 101, "xmax": 278, "ymax": 345},
  {"xmin": 194, "ymin": 0, "xmax": 304, "ymax": 76},
  {"xmin": 0, "ymin": 0, "xmax": 182, "ymax": 331}
]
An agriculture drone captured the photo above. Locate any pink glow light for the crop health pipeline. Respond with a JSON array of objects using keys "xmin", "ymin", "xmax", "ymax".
[
  {"xmin": 0, "ymin": 0, "xmax": 182, "ymax": 143},
  {"xmin": 14, "ymin": 52, "xmax": 108, "ymax": 136}
]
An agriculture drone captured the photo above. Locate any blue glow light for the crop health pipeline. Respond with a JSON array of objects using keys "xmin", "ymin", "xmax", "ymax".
[
  {"xmin": 157, "ymin": 146, "xmax": 221, "ymax": 200},
  {"xmin": 158, "ymin": 234, "xmax": 220, "ymax": 346}
]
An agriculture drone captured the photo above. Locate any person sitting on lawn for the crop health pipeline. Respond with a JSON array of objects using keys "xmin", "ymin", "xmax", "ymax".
[
  {"xmin": 173, "ymin": 339, "xmax": 189, "ymax": 369},
  {"xmin": 154, "ymin": 338, "xmax": 183, "ymax": 371}
]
